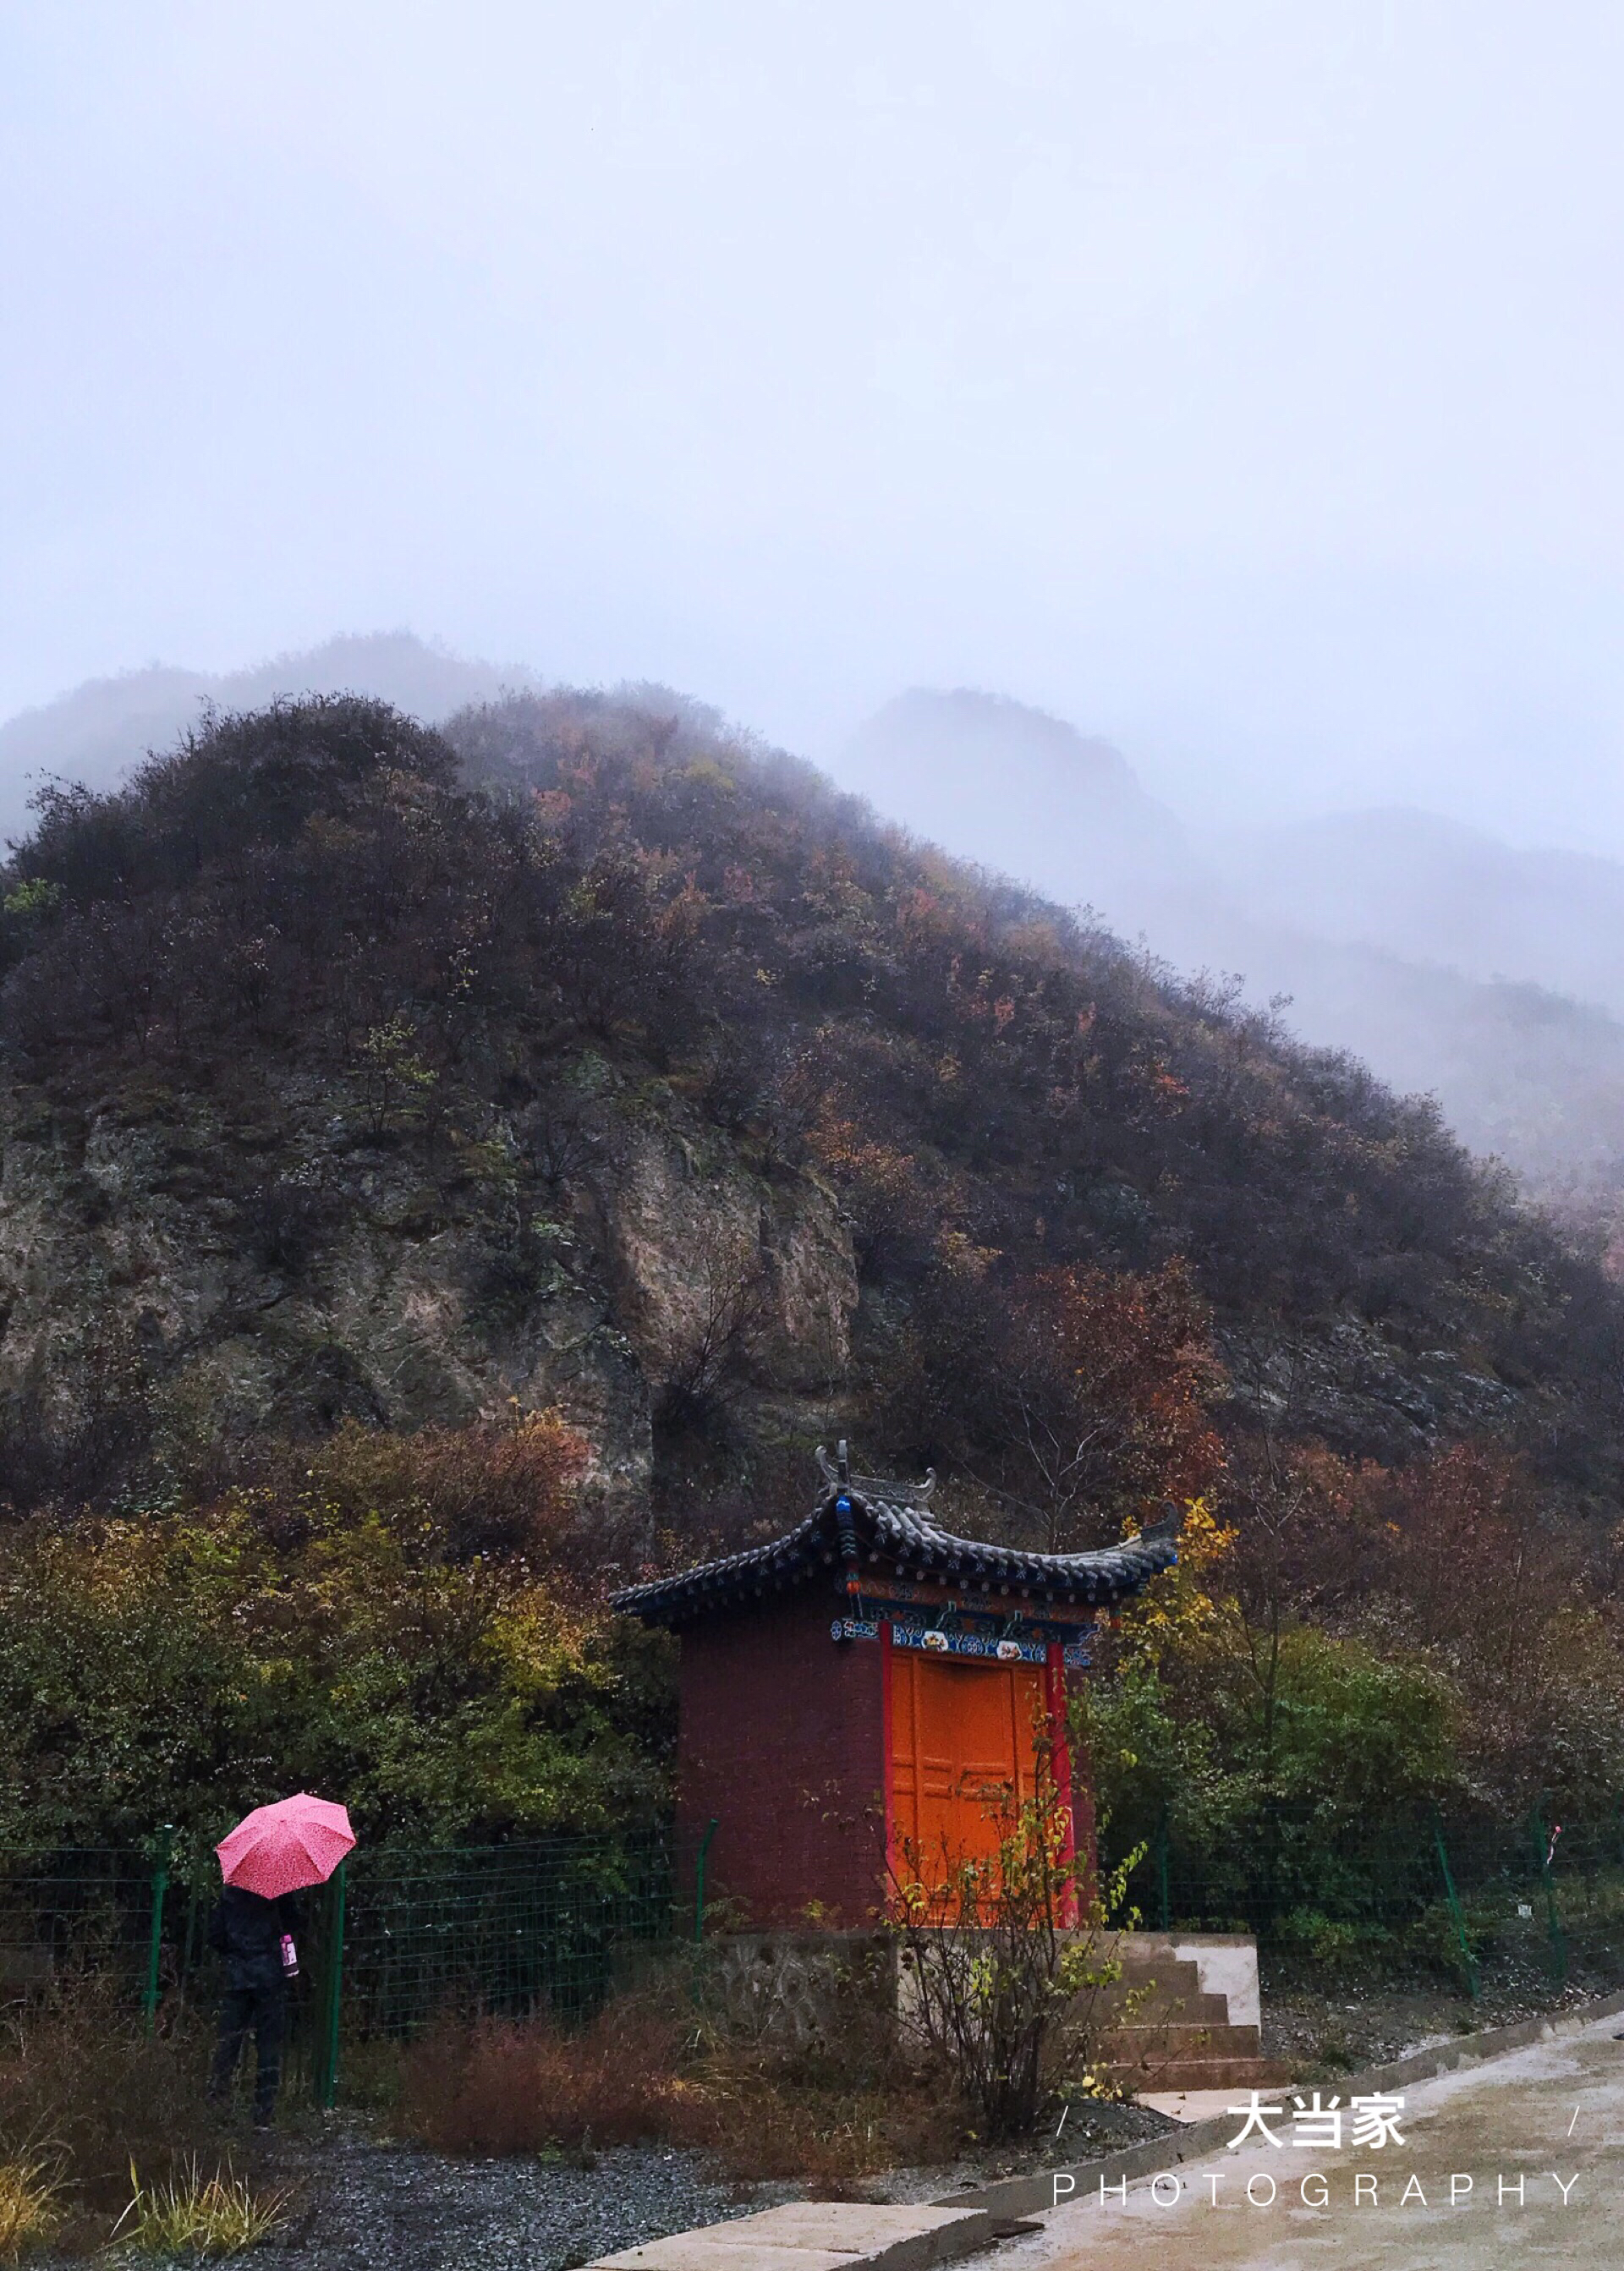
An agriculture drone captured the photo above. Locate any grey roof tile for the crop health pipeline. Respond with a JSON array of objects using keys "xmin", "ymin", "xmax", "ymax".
[{"xmin": 611, "ymin": 1492, "xmax": 1178, "ymax": 1626}]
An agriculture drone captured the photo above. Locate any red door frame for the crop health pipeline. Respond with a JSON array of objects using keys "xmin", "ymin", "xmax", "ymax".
[
  {"xmin": 880, "ymin": 1618, "xmax": 896, "ymax": 1898},
  {"xmin": 1045, "ymin": 1641, "xmax": 1079, "ymax": 1928}
]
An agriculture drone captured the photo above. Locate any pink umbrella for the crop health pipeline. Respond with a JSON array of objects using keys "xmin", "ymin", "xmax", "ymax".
[{"xmin": 216, "ymin": 1794, "xmax": 355, "ymax": 1898}]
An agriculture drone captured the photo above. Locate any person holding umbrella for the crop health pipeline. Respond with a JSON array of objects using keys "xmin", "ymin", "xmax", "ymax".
[{"xmin": 206, "ymin": 1794, "xmax": 354, "ymax": 2127}]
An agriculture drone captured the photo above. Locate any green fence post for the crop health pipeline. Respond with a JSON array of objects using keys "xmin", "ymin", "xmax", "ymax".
[
  {"xmin": 142, "ymin": 1828, "xmax": 173, "ymax": 2034},
  {"xmin": 1431, "ymin": 1813, "xmax": 1479, "ymax": 2000},
  {"xmin": 1154, "ymin": 1812, "xmax": 1171, "ymax": 1932},
  {"xmin": 179, "ymin": 1868, "xmax": 202, "ymax": 1995},
  {"xmin": 315, "ymin": 1861, "xmax": 347, "ymax": 2110},
  {"xmin": 694, "ymin": 1819, "xmax": 718, "ymax": 1945},
  {"xmin": 1531, "ymin": 1803, "xmax": 1567, "ymax": 1985}
]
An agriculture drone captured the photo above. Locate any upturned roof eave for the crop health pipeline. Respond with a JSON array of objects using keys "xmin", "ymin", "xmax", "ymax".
[{"xmin": 610, "ymin": 1491, "xmax": 1178, "ymax": 1629}]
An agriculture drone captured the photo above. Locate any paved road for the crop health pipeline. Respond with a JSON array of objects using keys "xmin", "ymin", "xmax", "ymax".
[{"xmin": 1011, "ymin": 2007, "xmax": 1624, "ymax": 2269}]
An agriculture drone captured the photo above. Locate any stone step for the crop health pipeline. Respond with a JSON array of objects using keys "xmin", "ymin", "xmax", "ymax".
[
  {"xmin": 1111, "ymin": 1954, "xmax": 1205, "ymax": 1990},
  {"xmin": 589, "ymin": 2202, "xmax": 997, "ymax": 2271},
  {"xmin": 1100, "ymin": 2021, "xmax": 1265, "ymax": 2061},
  {"xmin": 1096, "ymin": 1983, "xmax": 1234, "ymax": 2027}
]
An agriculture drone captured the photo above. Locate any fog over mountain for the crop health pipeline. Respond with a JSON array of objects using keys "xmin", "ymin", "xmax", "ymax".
[
  {"xmin": 842, "ymin": 689, "xmax": 1624, "ymax": 1212},
  {"xmin": 6, "ymin": 10, "xmax": 1624, "ymax": 1204},
  {"xmin": 12, "ymin": 8, "xmax": 1624, "ymax": 861},
  {"xmin": 8, "ymin": 635, "xmax": 1624, "ymax": 1214},
  {"xmin": 1217, "ymin": 809, "xmax": 1624, "ymax": 1020}
]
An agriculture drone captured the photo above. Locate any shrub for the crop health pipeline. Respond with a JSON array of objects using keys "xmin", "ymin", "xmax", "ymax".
[
  {"xmin": 0, "ymin": 1978, "xmax": 227, "ymax": 2232},
  {"xmin": 292, "ymin": 1407, "xmax": 590, "ymax": 1562},
  {"xmin": 1273, "ymin": 1908, "xmax": 1392, "ymax": 1981},
  {"xmin": 0, "ymin": 1411, "xmax": 667, "ymax": 1849},
  {"xmin": 396, "ymin": 1977, "xmax": 966, "ymax": 2189},
  {"xmin": 398, "ymin": 2000, "xmax": 683, "ymax": 2155},
  {"xmin": 661, "ymin": 2063, "xmax": 961, "ymax": 2192},
  {"xmin": 881, "ymin": 1260, "xmax": 1226, "ymax": 1554},
  {"xmin": 890, "ymin": 1744, "xmax": 1140, "ymax": 2141}
]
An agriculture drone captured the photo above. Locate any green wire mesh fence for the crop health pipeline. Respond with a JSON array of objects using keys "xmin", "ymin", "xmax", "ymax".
[
  {"xmin": 12, "ymin": 1802, "xmax": 1624, "ymax": 2100},
  {"xmin": 0, "ymin": 1847, "xmax": 167, "ymax": 2011},
  {"xmin": 0, "ymin": 1829, "xmax": 682, "ymax": 2102},
  {"xmin": 331, "ymin": 1834, "xmax": 677, "ymax": 2032},
  {"xmin": 283, "ymin": 1833, "xmax": 680, "ymax": 2103},
  {"xmin": 1109, "ymin": 1799, "xmax": 1624, "ymax": 1995}
]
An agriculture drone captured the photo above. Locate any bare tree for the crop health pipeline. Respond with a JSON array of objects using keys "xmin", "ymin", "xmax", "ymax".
[
  {"xmin": 890, "ymin": 1740, "xmax": 1144, "ymax": 2141},
  {"xmin": 657, "ymin": 1222, "xmax": 772, "ymax": 1431}
]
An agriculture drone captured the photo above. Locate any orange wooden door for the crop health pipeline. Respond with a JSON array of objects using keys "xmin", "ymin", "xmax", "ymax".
[{"xmin": 888, "ymin": 1648, "xmax": 1044, "ymax": 1886}]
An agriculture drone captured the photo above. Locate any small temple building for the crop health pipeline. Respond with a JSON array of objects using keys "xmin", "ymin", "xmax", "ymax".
[{"xmin": 613, "ymin": 1447, "xmax": 1179, "ymax": 1928}]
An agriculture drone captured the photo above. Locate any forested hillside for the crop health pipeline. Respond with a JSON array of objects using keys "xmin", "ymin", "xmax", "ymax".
[{"xmin": 3, "ymin": 689, "xmax": 1623, "ymax": 1843}]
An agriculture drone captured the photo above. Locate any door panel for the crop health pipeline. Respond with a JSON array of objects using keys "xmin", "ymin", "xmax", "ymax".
[{"xmin": 889, "ymin": 1649, "xmax": 1044, "ymax": 1890}]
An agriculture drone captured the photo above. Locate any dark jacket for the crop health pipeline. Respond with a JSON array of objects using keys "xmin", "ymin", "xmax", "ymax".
[{"xmin": 208, "ymin": 1885, "xmax": 299, "ymax": 1991}]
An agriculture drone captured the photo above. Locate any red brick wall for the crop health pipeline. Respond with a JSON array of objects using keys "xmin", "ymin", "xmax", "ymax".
[{"xmin": 675, "ymin": 1587, "xmax": 887, "ymax": 1928}]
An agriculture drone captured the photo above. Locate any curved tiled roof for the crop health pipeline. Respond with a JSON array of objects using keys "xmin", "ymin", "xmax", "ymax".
[{"xmin": 611, "ymin": 1491, "xmax": 1179, "ymax": 1626}]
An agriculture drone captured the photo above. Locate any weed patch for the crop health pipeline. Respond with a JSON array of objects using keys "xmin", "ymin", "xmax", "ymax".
[
  {"xmin": 396, "ymin": 1984, "xmax": 967, "ymax": 2190},
  {"xmin": 399, "ymin": 2001, "xmax": 684, "ymax": 2156},
  {"xmin": 0, "ymin": 1978, "xmax": 231, "ymax": 2235},
  {"xmin": 112, "ymin": 2159, "xmax": 288, "ymax": 2257},
  {"xmin": 0, "ymin": 2153, "xmax": 63, "ymax": 2262}
]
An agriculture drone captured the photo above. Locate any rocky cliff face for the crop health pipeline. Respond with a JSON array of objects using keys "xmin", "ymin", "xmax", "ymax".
[{"xmin": 0, "ymin": 1059, "xmax": 859, "ymax": 1516}]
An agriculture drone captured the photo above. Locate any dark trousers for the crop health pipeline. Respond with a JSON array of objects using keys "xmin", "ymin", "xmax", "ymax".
[{"xmin": 209, "ymin": 1980, "xmax": 285, "ymax": 2123}]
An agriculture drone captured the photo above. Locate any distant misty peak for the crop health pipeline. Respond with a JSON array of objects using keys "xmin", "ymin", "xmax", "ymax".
[
  {"xmin": 856, "ymin": 685, "xmax": 1138, "ymax": 781},
  {"xmin": 842, "ymin": 687, "xmax": 1190, "ymax": 921},
  {"xmin": 850, "ymin": 686, "xmax": 1158, "ymax": 813},
  {"xmin": 0, "ymin": 632, "xmax": 540, "ymax": 851},
  {"xmin": 1214, "ymin": 800, "xmax": 1624, "ymax": 1020},
  {"xmin": 845, "ymin": 680, "xmax": 1624, "ymax": 1205}
]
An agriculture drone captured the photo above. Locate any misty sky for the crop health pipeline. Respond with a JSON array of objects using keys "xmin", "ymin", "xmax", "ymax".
[{"xmin": 6, "ymin": 3, "xmax": 1624, "ymax": 852}]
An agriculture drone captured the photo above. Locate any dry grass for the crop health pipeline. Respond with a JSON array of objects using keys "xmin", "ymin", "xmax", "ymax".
[
  {"xmin": 397, "ymin": 1988, "xmax": 967, "ymax": 2191},
  {"xmin": 399, "ymin": 1999, "xmax": 686, "ymax": 2155},
  {"xmin": 112, "ymin": 2158, "xmax": 289, "ymax": 2257},
  {"xmin": 665, "ymin": 2065, "xmax": 965, "ymax": 2191},
  {"xmin": 0, "ymin": 1978, "xmax": 234, "ymax": 2243},
  {"xmin": 0, "ymin": 2153, "xmax": 63, "ymax": 2262}
]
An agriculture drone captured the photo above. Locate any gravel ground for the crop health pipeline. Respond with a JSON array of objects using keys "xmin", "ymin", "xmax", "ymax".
[
  {"xmin": 1261, "ymin": 1953, "xmax": 1621, "ymax": 2078},
  {"xmin": 255, "ymin": 2127, "xmax": 794, "ymax": 2271},
  {"xmin": 870, "ymin": 2098, "xmax": 1179, "ymax": 2205},
  {"xmin": 230, "ymin": 2098, "xmax": 1177, "ymax": 2268}
]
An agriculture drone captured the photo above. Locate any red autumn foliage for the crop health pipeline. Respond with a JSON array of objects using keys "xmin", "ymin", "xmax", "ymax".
[{"xmin": 884, "ymin": 1256, "xmax": 1226, "ymax": 1552}]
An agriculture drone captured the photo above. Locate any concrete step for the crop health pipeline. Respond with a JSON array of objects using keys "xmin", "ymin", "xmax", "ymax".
[
  {"xmin": 588, "ymin": 2202, "xmax": 997, "ymax": 2271},
  {"xmin": 1110, "ymin": 1955, "xmax": 1205, "ymax": 1992}
]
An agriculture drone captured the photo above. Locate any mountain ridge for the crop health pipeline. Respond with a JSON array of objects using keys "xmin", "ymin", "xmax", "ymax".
[
  {"xmin": 2, "ymin": 686, "xmax": 1621, "ymax": 1544},
  {"xmin": 0, "ymin": 633, "xmax": 540, "ymax": 850},
  {"xmin": 8, "ymin": 641, "xmax": 1624, "ymax": 1209}
]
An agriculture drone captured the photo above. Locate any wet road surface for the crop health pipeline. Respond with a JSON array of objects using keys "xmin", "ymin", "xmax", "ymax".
[{"xmin": 1011, "ymin": 2007, "xmax": 1624, "ymax": 2268}]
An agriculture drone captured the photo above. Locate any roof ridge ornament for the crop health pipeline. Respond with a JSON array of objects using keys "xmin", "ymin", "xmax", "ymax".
[{"xmin": 815, "ymin": 1444, "xmax": 937, "ymax": 1508}]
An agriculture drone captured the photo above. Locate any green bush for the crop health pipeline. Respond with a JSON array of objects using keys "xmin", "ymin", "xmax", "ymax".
[{"xmin": 0, "ymin": 1417, "xmax": 672, "ymax": 1849}]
